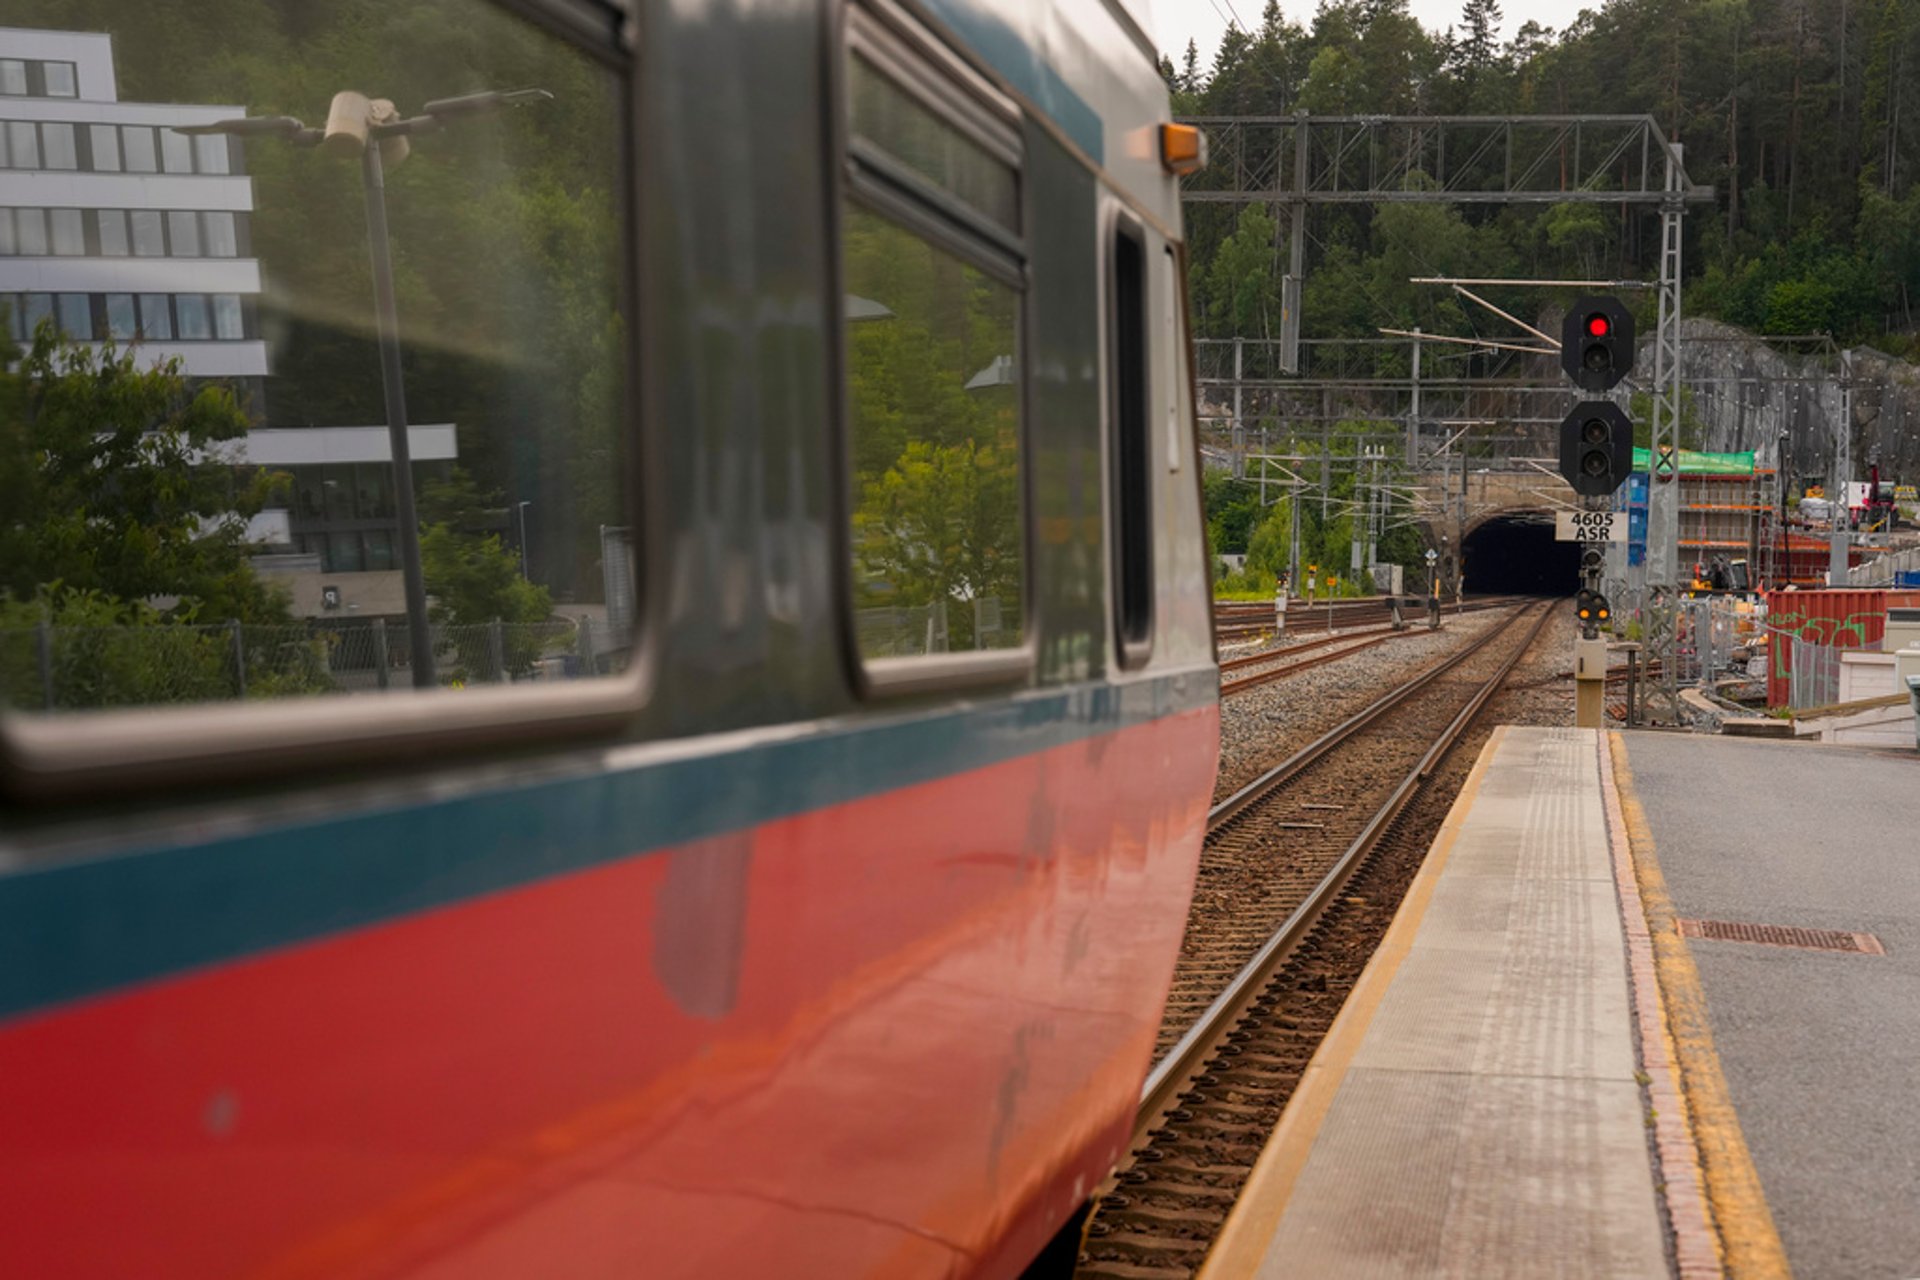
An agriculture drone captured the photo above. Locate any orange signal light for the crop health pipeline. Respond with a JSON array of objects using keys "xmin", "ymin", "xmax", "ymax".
[{"xmin": 1160, "ymin": 123, "xmax": 1208, "ymax": 176}]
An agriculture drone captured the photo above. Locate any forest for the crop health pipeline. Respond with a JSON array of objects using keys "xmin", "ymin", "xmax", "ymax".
[
  {"xmin": 1169, "ymin": 0, "xmax": 1920, "ymax": 351},
  {"xmin": 1174, "ymin": 0, "xmax": 1920, "ymax": 586}
]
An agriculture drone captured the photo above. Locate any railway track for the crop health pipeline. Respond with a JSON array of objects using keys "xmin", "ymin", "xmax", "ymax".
[
  {"xmin": 1074, "ymin": 601, "xmax": 1559, "ymax": 1280},
  {"xmin": 1213, "ymin": 595, "xmax": 1525, "ymax": 643},
  {"xmin": 1216, "ymin": 627, "xmax": 1403, "ymax": 697}
]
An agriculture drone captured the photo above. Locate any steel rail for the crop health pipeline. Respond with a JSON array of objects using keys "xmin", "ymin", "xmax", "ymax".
[
  {"xmin": 1138, "ymin": 602, "xmax": 1555, "ymax": 1133},
  {"xmin": 1207, "ymin": 603, "xmax": 1528, "ymax": 831},
  {"xmin": 1220, "ymin": 632, "xmax": 1399, "ymax": 697},
  {"xmin": 1216, "ymin": 624, "xmax": 1399, "ymax": 674}
]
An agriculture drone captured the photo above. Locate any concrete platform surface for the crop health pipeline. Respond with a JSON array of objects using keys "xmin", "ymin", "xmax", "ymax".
[
  {"xmin": 1621, "ymin": 731, "xmax": 1920, "ymax": 1280},
  {"xmin": 1200, "ymin": 727, "xmax": 1669, "ymax": 1279}
]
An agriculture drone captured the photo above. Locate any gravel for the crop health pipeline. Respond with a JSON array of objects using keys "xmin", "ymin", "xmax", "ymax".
[{"xmin": 1215, "ymin": 608, "xmax": 1517, "ymax": 802}]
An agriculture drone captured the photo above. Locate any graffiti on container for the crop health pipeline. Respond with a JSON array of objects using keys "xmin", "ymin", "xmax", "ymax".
[{"xmin": 1763, "ymin": 608, "xmax": 1881, "ymax": 648}]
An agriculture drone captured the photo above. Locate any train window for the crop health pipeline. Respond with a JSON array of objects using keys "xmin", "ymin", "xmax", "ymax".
[
  {"xmin": 841, "ymin": 7, "xmax": 1028, "ymax": 680},
  {"xmin": 846, "ymin": 54, "xmax": 1017, "ymax": 236},
  {"xmin": 0, "ymin": 3, "xmax": 635, "ymax": 752},
  {"xmin": 1110, "ymin": 219, "xmax": 1154, "ymax": 665}
]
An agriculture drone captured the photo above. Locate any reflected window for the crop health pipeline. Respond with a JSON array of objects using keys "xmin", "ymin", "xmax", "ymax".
[
  {"xmin": 90, "ymin": 124, "xmax": 121, "ymax": 171},
  {"xmin": 167, "ymin": 210, "xmax": 200, "ymax": 257},
  {"xmin": 355, "ymin": 463, "xmax": 393, "ymax": 517},
  {"xmin": 841, "ymin": 25, "xmax": 1023, "ymax": 668},
  {"xmin": 193, "ymin": 135, "xmax": 229, "ymax": 174},
  {"xmin": 329, "ymin": 532, "xmax": 364, "ymax": 573},
  {"xmin": 0, "ymin": 63, "xmax": 25, "ymax": 97},
  {"xmin": 159, "ymin": 126, "xmax": 194, "ymax": 174},
  {"xmin": 844, "ymin": 204, "xmax": 1022, "ymax": 658},
  {"xmin": 129, "ymin": 210, "xmax": 163, "ymax": 256},
  {"xmin": 7, "ymin": 121, "xmax": 39, "ymax": 169},
  {"xmin": 364, "ymin": 529, "xmax": 395, "ymax": 571},
  {"xmin": 43, "ymin": 63, "xmax": 77, "ymax": 98},
  {"xmin": 847, "ymin": 55, "xmax": 1017, "ymax": 234},
  {"xmin": 49, "ymin": 209, "xmax": 84, "ymax": 256},
  {"xmin": 96, "ymin": 209, "xmax": 128, "ymax": 256},
  {"xmin": 0, "ymin": 211, "xmax": 12, "ymax": 256},
  {"xmin": 211, "ymin": 294, "xmax": 243, "ymax": 340},
  {"xmin": 1, "ymin": 0, "xmax": 631, "ymax": 722},
  {"xmin": 104, "ymin": 294, "xmax": 138, "ymax": 341},
  {"xmin": 14, "ymin": 208, "xmax": 46, "ymax": 255},
  {"xmin": 202, "ymin": 211, "xmax": 237, "ymax": 257},
  {"xmin": 120, "ymin": 125, "xmax": 155, "ymax": 172},
  {"xmin": 21, "ymin": 293, "xmax": 53, "ymax": 335},
  {"xmin": 56, "ymin": 293, "xmax": 91, "ymax": 340},
  {"xmin": 41, "ymin": 122, "xmax": 76, "ymax": 170},
  {"xmin": 174, "ymin": 294, "xmax": 211, "ymax": 339},
  {"xmin": 137, "ymin": 293, "xmax": 171, "ymax": 340}
]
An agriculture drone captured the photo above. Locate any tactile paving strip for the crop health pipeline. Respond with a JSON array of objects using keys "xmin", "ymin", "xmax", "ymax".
[{"xmin": 1678, "ymin": 918, "xmax": 1885, "ymax": 955}]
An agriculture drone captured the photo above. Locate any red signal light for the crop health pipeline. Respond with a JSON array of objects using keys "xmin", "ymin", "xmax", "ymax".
[{"xmin": 1586, "ymin": 313, "xmax": 1611, "ymax": 337}]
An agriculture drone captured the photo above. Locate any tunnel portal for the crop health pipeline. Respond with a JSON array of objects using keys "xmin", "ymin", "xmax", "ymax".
[{"xmin": 1462, "ymin": 513, "xmax": 1582, "ymax": 595}]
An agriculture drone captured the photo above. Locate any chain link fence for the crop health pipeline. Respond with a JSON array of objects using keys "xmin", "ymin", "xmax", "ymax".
[
  {"xmin": 856, "ymin": 603, "xmax": 948, "ymax": 658},
  {"xmin": 1, "ymin": 618, "xmax": 599, "ymax": 712}
]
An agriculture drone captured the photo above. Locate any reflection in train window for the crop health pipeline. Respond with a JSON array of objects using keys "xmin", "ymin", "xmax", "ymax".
[
  {"xmin": 0, "ymin": 2, "xmax": 630, "ymax": 715},
  {"xmin": 844, "ymin": 204, "xmax": 1022, "ymax": 659}
]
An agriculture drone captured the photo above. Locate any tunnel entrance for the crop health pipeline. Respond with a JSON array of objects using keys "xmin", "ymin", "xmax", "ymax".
[{"xmin": 1462, "ymin": 513, "xmax": 1581, "ymax": 595}]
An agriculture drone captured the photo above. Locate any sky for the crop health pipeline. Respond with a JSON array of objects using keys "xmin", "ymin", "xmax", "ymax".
[{"xmin": 1145, "ymin": 0, "xmax": 1586, "ymax": 68}]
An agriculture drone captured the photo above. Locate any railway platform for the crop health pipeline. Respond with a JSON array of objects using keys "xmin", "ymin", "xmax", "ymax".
[
  {"xmin": 1195, "ymin": 724, "xmax": 1920, "ymax": 1279},
  {"xmin": 1614, "ymin": 732, "xmax": 1920, "ymax": 1280}
]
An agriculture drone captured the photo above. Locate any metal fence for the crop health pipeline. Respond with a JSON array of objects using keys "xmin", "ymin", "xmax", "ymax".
[
  {"xmin": 1852, "ymin": 544, "xmax": 1920, "ymax": 587},
  {"xmin": 854, "ymin": 599, "xmax": 1010, "ymax": 658},
  {"xmin": 1783, "ymin": 633, "xmax": 1844, "ymax": 711},
  {"xmin": 856, "ymin": 603, "xmax": 947, "ymax": 657},
  {"xmin": 1673, "ymin": 598, "xmax": 1744, "ymax": 687},
  {"xmin": 1, "ymin": 618, "xmax": 600, "ymax": 712}
]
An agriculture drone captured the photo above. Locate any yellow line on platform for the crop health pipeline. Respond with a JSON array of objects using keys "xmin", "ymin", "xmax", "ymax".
[
  {"xmin": 1195, "ymin": 725, "xmax": 1510, "ymax": 1280},
  {"xmin": 1609, "ymin": 733, "xmax": 1791, "ymax": 1279}
]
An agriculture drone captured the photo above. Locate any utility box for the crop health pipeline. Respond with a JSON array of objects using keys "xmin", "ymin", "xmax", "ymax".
[
  {"xmin": 1884, "ymin": 607, "xmax": 1920, "ymax": 654},
  {"xmin": 1898, "ymin": 647, "xmax": 1920, "ymax": 750},
  {"xmin": 1575, "ymin": 637, "xmax": 1608, "ymax": 680},
  {"xmin": 1370, "ymin": 563, "xmax": 1403, "ymax": 595},
  {"xmin": 1904, "ymin": 675, "xmax": 1920, "ymax": 756}
]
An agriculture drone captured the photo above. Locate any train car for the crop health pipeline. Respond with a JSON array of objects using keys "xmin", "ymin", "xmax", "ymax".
[{"xmin": 0, "ymin": 0, "xmax": 1217, "ymax": 1275}]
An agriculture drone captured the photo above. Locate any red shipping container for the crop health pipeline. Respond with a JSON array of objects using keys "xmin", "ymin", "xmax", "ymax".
[{"xmin": 1765, "ymin": 589, "xmax": 1920, "ymax": 706}]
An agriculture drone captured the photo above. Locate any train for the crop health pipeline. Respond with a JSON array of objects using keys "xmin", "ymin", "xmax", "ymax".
[{"xmin": 0, "ymin": 0, "xmax": 1218, "ymax": 1275}]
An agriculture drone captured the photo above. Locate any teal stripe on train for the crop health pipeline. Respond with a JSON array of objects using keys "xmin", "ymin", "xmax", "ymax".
[
  {"xmin": 917, "ymin": 0, "xmax": 1104, "ymax": 159},
  {"xmin": 0, "ymin": 672, "xmax": 1209, "ymax": 1021}
]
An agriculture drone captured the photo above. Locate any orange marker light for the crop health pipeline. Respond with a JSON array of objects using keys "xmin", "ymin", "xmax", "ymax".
[{"xmin": 1160, "ymin": 123, "xmax": 1208, "ymax": 175}]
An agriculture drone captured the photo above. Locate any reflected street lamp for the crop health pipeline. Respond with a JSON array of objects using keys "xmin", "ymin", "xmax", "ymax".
[
  {"xmin": 177, "ymin": 87, "xmax": 551, "ymax": 689},
  {"xmin": 516, "ymin": 500, "xmax": 532, "ymax": 580}
]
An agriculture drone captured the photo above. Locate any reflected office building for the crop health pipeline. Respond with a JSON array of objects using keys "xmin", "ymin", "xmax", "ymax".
[{"xmin": 0, "ymin": 26, "xmax": 456, "ymax": 622}]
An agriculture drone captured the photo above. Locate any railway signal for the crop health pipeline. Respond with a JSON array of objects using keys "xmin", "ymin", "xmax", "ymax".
[
  {"xmin": 1557, "ymin": 400, "xmax": 1633, "ymax": 498},
  {"xmin": 1560, "ymin": 295, "xmax": 1634, "ymax": 393},
  {"xmin": 1558, "ymin": 297, "xmax": 1633, "ymax": 731}
]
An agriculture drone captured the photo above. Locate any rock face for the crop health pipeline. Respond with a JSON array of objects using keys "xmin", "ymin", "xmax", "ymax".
[{"xmin": 1666, "ymin": 318, "xmax": 1920, "ymax": 486}]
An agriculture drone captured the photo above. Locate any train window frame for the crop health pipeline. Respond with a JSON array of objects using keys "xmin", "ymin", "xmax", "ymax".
[
  {"xmin": 0, "ymin": 0, "xmax": 655, "ymax": 802},
  {"xmin": 832, "ymin": 0, "xmax": 1037, "ymax": 697},
  {"xmin": 1106, "ymin": 207, "xmax": 1155, "ymax": 669}
]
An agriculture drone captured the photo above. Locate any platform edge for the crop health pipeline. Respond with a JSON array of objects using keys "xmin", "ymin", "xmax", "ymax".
[{"xmin": 1191, "ymin": 724, "xmax": 1513, "ymax": 1280}]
